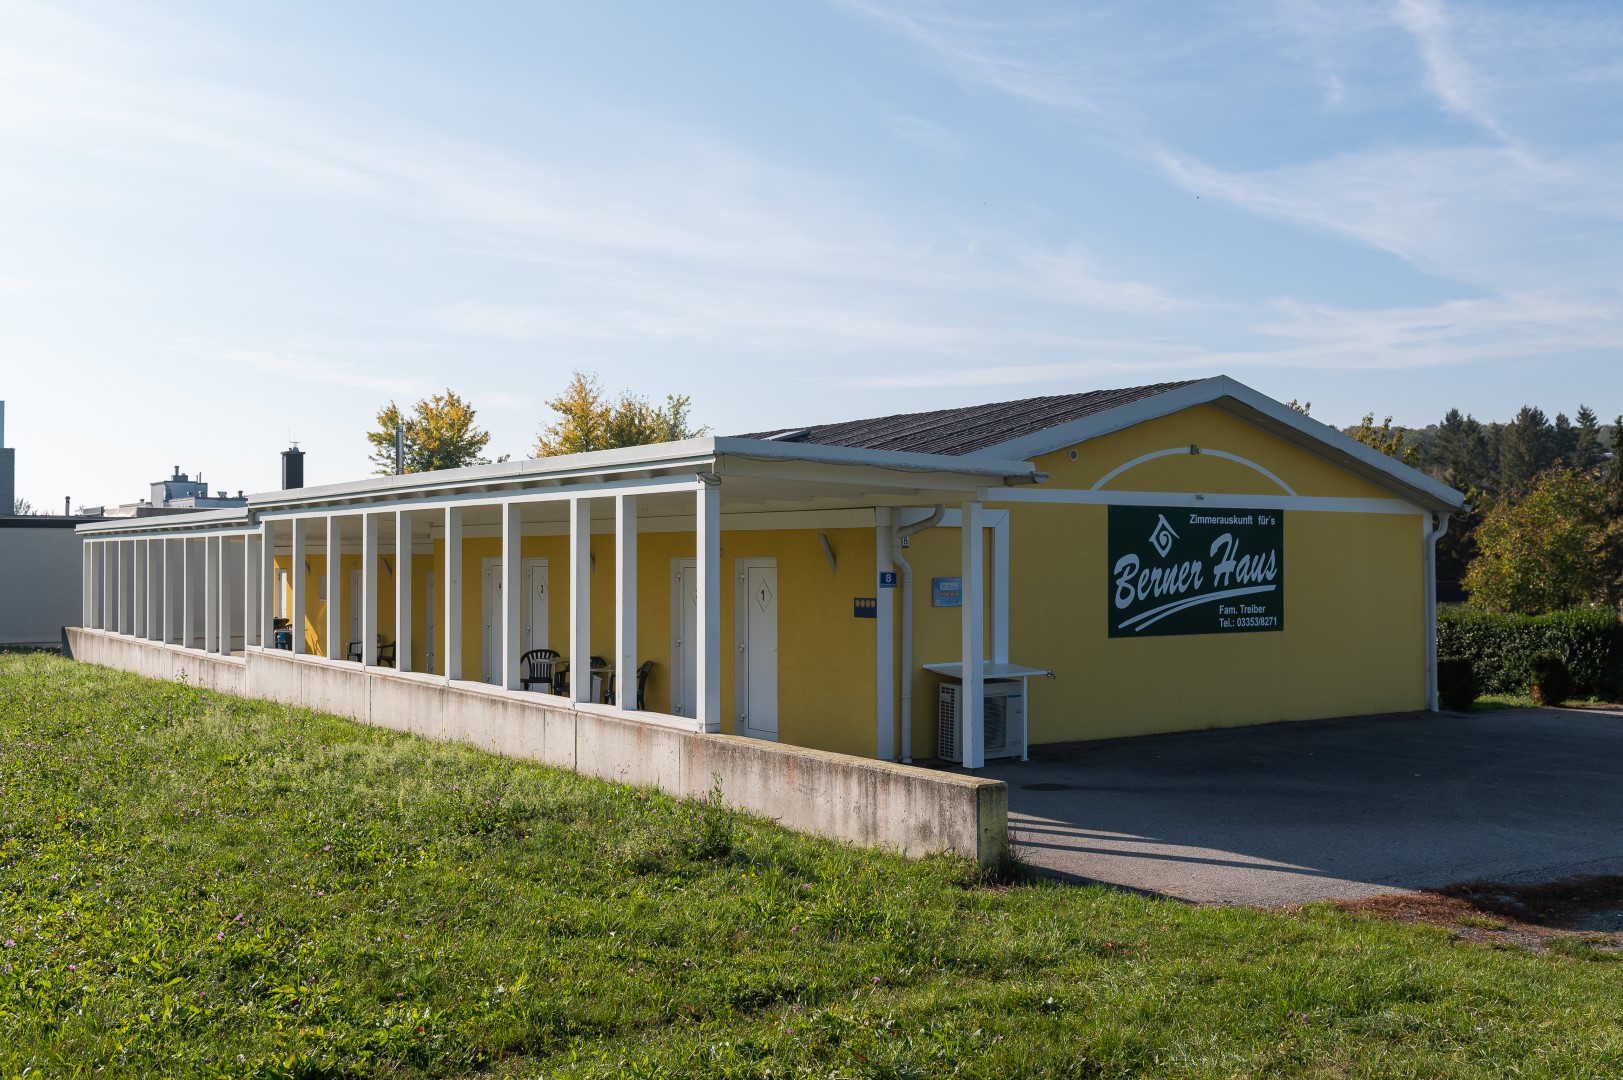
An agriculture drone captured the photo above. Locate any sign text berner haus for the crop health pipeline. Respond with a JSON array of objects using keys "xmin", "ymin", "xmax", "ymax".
[{"xmin": 1107, "ymin": 505, "xmax": 1284, "ymax": 638}]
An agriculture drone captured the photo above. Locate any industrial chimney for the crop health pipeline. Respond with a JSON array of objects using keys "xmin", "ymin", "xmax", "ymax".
[{"xmin": 281, "ymin": 444, "xmax": 304, "ymax": 490}]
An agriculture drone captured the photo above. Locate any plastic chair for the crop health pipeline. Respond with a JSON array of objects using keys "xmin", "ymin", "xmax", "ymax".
[
  {"xmin": 635, "ymin": 660, "xmax": 654, "ymax": 711},
  {"xmin": 377, "ymin": 640, "xmax": 396, "ymax": 668},
  {"xmin": 520, "ymin": 648, "xmax": 562, "ymax": 693}
]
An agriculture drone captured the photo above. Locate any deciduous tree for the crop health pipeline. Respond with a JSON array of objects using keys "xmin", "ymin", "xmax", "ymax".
[
  {"xmin": 1464, "ymin": 467, "xmax": 1612, "ymax": 614},
  {"xmin": 533, "ymin": 371, "xmax": 705, "ymax": 457},
  {"xmin": 366, "ymin": 389, "xmax": 497, "ymax": 475}
]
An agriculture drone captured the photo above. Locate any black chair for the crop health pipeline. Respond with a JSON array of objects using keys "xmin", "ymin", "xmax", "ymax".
[
  {"xmin": 378, "ymin": 640, "xmax": 396, "ymax": 668},
  {"xmin": 520, "ymin": 648, "xmax": 562, "ymax": 694},
  {"xmin": 346, "ymin": 640, "xmax": 362, "ymax": 663},
  {"xmin": 635, "ymin": 660, "xmax": 654, "ymax": 710}
]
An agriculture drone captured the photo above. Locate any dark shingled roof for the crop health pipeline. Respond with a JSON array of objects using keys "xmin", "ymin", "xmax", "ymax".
[{"xmin": 734, "ymin": 381, "xmax": 1196, "ymax": 456}]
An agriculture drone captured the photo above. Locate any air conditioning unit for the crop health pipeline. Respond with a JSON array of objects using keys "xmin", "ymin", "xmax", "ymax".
[{"xmin": 937, "ymin": 680, "xmax": 1025, "ymax": 763}]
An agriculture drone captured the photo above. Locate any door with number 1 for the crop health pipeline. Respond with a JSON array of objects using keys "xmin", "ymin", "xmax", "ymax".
[{"xmin": 735, "ymin": 558, "xmax": 778, "ymax": 740}]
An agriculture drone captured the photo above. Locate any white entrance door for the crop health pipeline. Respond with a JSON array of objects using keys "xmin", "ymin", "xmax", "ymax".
[
  {"xmin": 735, "ymin": 558, "xmax": 778, "ymax": 740},
  {"xmin": 349, "ymin": 568, "xmax": 363, "ymax": 659},
  {"xmin": 670, "ymin": 559, "xmax": 698, "ymax": 718},
  {"xmin": 482, "ymin": 558, "xmax": 548, "ymax": 684}
]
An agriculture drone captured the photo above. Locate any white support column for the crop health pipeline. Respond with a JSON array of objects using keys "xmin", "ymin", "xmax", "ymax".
[
  {"xmin": 132, "ymin": 539, "xmax": 147, "ymax": 639},
  {"xmin": 243, "ymin": 533, "xmax": 260, "ymax": 649},
  {"xmin": 81, "ymin": 541, "xmax": 94, "ymax": 629},
  {"xmin": 117, "ymin": 541, "xmax": 131, "ymax": 635},
  {"xmin": 261, "ymin": 524, "xmax": 276, "ymax": 648},
  {"xmin": 992, "ymin": 513, "xmax": 1010, "ymax": 666},
  {"xmin": 218, "ymin": 538, "xmax": 232, "ymax": 653},
  {"xmin": 163, "ymin": 539, "xmax": 179, "ymax": 644},
  {"xmin": 569, "ymin": 497, "xmax": 592, "ymax": 704},
  {"xmin": 147, "ymin": 539, "xmax": 161, "ymax": 640},
  {"xmin": 291, "ymin": 519, "xmax": 308, "ymax": 654},
  {"xmin": 395, "ymin": 512, "xmax": 412, "ymax": 672},
  {"xmin": 326, "ymin": 516, "xmax": 343, "ymax": 661},
  {"xmin": 182, "ymin": 539, "xmax": 195, "ymax": 647},
  {"xmin": 696, "ymin": 480, "xmax": 721, "ymax": 732},
  {"xmin": 204, "ymin": 536, "xmax": 219, "ymax": 654},
  {"xmin": 362, "ymin": 513, "xmax": 379, "ymax": 666},
  {"xmin": 960, "ymin": 501, "xmax": 985, "ymax": 770},
  {"xmin": 615, "ymin": 494, "xmax": 638, "ymax": 710},
  {"xmin": 875, "ymin": 510, "xmax": 896, "ymax": 760},
  {"xmin": 444, "ymin": 507, "xmax": 462, "ymax": 681},
  {"xmin": 502, "ymin": 503, "xmax": 523, "ymax": 690},
  {"xmin": 102, "ymin": 542, "xmax": 113, "ymax": 631}
]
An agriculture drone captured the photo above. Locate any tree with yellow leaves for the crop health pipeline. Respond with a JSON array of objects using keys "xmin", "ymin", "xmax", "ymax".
[
  {"xmin": 533, "ymin": 371, "xmax": 705, "ymax": 457},
  {"xmin": 367, "ymin": 389, "xmax": 497, "ymax": 475}
]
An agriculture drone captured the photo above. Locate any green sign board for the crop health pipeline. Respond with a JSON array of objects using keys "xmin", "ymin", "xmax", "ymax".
[{"xmin": 1107, "ymin": 506, "xmax": 1284, "ymax": 638}]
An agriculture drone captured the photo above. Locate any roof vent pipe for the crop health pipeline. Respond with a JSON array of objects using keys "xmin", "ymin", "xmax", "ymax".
[{"xmin": 892, "ymin": 504, "xmax": 946, "ymax": 763}]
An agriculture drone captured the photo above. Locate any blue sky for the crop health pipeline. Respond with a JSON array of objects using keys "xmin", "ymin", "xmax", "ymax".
[{"xmin": 2, "ymin": 0, "xmax": 1620, "ymax": 508}]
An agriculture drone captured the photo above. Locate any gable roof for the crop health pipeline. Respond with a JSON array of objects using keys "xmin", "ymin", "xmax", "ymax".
[
  {"xmin": 738, "ymin": 376, "xmax": 1467, "ymax": 514},
  {"xmin": 735, "ymin": 381, "xmax": 1195, "ymax": 456}
]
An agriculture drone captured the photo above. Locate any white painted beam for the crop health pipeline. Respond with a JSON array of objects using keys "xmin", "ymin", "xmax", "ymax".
[
  {"xmin": 204, "ymin": 536, "xmax": 219, "ymax": 654},
  {"xmin": 616, "ymin": 494, "xmax": 638, "ymax": 710},
  {"xmin": 362, "ymin": 513, "xmax": 379, "ymax": 666},
  {"xmin": 326, "ymin": 516, "xmax": 343, "ymax": 661},
  {"xmin": 444, "ymin": 506, "xmax": 462, "ymax": 681},
  {"xmin": 696, "ymin": 480, "xmax": 721, "ymax": 732},
  {"xmin": 960, "ymin": 501, "xmax": 985, "ymax": 770},
  {"xmin": 395, "ymin": 511, "xmax": 412, "ymax": 672},
  {"xmin": 569, "ymin": 497, "xmax": 592, "ymax": 704},
  {"xmin": 291, "ymin": 519, "xmax": 308, "ymax": 654},
  {"xmin": 502, "ymin": 502, "xmax": 522, "ymax": 690}
]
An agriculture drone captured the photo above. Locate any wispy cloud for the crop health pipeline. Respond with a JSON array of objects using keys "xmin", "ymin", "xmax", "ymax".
[{"xmin": 1390, "ymin": 0, "xmax": 1510, "ymax": 141}]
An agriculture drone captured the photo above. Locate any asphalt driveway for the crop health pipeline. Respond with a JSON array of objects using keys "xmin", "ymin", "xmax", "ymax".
[{"xmin": 984, "ymin": 707, "xmax": 1623, "ymax": 906}]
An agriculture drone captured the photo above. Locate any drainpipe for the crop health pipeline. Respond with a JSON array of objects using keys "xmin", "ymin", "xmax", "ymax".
[
  {"xmin": 1424, "ymin": 511, "xmax": 1451, "ymax": 711},
  {"xmin": 892, "ymin": 504, "xmax": 945, "ymax": 762}
]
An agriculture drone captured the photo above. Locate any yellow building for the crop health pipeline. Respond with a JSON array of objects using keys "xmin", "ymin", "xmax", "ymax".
[{"xmin": 77, "ymin": 376, "xmax": 1465, "ymax": 770}]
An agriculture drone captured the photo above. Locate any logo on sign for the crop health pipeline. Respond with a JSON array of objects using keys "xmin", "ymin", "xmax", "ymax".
[{"xmin": 1107, "ymin": 506, "xmax": 1284, "ymax": 638}]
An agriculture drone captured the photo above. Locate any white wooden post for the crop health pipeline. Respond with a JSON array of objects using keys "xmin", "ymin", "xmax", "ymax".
[
  {"xmin": 502, "ymin": 502, "xmax": 523, "ymax": 690},
  {"xmin": 204, "ymin": 536, "xmax": 219, "ymax": 654},
  {"xmin": 148, "ymin": 539, "xmax": 162, "ymax": 640},
  {"xmin": 291, "ymin": 519, "xmax": 308, "ymax": 654},
  {"xmin": 362, "ymin": 513, "xmax": 379, "ymax": 666},
  {"xmin": 132, "ymin": 539, "xmax": 147, "ymax": 639},
  {"xmin": 569, "ymin": 497, "xmax": 592, "ymax": 704},
  {"xmin": 444, "ymin": 506, "xmax": 462, "ymax": 681},
  {"xmin": 395, "ymin": 511, "xmax": 412, "ymax": 672},
  {"xmin": 960, "ymin": 501, "xmax": 985, "ymax": 770},
  {"xmin": 326, "ymin": 516, "xmax": 343, "ymax": 661},
  {"xmin": 182, "ymin": 539, "xmax": 195, "ymax": 648},
  {"xmin": 261, "ymin": 524, "xmax": 275, "ymax": 648},
  {"xmin": 875, "ymin": 510, "xmax": 896, "ymax": 760},
  {"xmin": 164, "ymin": 539, "xmax": 180, "ymax": 644},
  {"xmin": 242, "ymin": 533, "xmax": 258, "ymax": 649},
  {"xmin": 118, "ymin": 540, "xmax": 131, "ymax": 635},
  {"xmin": 81, "ymin": 541, "xmax": 94, "ymax": 629},
  {"xmin": 696, "ymin": 480, "xmax": 721, "ymax": 732},
  {"xmin": 615, "ymin": 494, "xmax": 638, "ymax": 710}
]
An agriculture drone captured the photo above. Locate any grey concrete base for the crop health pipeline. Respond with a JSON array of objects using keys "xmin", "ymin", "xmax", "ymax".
[
  {"xmin": 990, "ymin": 709, "xmax": 1623, "ymax": 906},
  {"xmin": 65, "ymin": 629, "xmax": 1007, "ymax": 870}
]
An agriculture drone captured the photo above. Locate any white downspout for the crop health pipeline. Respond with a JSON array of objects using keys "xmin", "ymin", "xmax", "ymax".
[
  {"xmin": 892, "ymin": 504, "xmax": 945, "ymax": 763},
  {"xmin": 1424, "ymin": 511, "xmax": 1450, "ymax": 711}
]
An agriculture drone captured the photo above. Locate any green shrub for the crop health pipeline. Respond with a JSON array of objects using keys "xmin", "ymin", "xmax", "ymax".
[
  {"xmin": 1436, "ymin": 658, "xmax": 1477, "ymax": 711},
  {"xmin": 1529, "ymin": 652, "xmax": 1572, "ymax": 706},
  {"xmin": 1437, "ymin": 607, "xmax": 1623, "ymax": 700}
]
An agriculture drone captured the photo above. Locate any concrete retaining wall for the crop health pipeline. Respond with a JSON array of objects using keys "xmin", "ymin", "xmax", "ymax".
[{"xmin": 64, "ymin": 628, "xmax": 1008, "ymax": 870}]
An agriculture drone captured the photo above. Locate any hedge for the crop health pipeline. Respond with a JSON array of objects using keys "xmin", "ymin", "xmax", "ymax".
[{"xmin": 1437, "ymin": 607, "xmax": 1623, "ymax": 699}]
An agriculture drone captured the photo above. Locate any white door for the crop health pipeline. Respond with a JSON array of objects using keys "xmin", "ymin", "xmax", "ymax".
[
  {"xmin": 483, "ymin": 558, "xmax": 548, "ymax": 684},
  {"xmin": 735, "ymin": 558, "xmax": 778, "ymax": 740},
  {"xmin": 481, "ymin": 557, "xmax": 503, "ymax": 684},
  {"xmin": 424, "ymin": 570, "xmax": 436, "ymax": 674},
  {"xmin": 349, "ymin": 568, "xmax": 363, "ymax": 658},
  {"xmin": 670, "ymin": 559, "xmax": 698, "ymax": 718}
]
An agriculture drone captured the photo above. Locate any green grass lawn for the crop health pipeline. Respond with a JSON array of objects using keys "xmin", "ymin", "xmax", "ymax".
[{"xmin": 2, "ymin": 652, "xmax": 1620, "ymax": 1079}]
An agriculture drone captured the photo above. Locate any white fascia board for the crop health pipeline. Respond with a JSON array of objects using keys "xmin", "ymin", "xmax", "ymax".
[
  {"xmin": 979, "ymin": 375, "xmax": 1466, "ymax": 513},
  {"xmin": 712, "ymin": 437, "xmax": 1037, "ymax": 481},
  {"xmin": 78, "ymin": 508, "xmax": 254, "ymax": 538}
]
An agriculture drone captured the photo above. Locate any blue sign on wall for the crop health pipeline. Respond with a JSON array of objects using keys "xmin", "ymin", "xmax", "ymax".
[
  {"xmin": 932, "ymin": 577, "xmax": 962, "ymax": 607},
  {"xmin": 853, "ymin": 597, "xmax": 878, "ymax": 619},
  {"xmin": 879, "ymin": 571, "xmax": 898, "ymax": 589}
]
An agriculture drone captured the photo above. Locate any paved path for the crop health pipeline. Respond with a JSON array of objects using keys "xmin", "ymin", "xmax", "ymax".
[{"xmin": 983, "ymin": 707, "xmax": 1623, "ymax": 906}]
